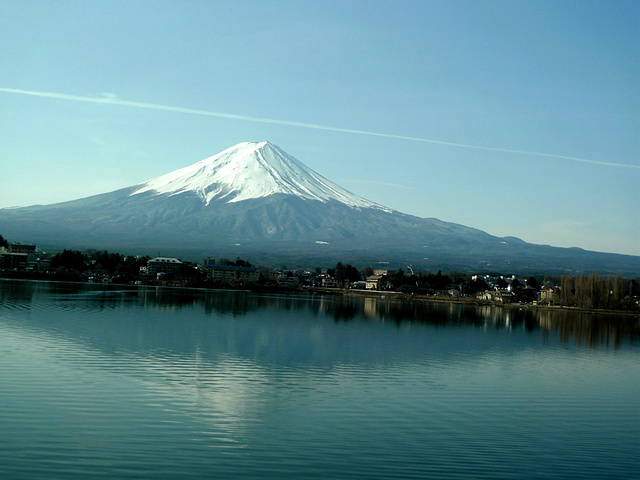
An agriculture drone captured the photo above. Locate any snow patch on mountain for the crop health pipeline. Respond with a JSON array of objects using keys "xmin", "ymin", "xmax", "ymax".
[{"xmin": 131, "ymin": 141, "xmax": 391, "ymax": 211}]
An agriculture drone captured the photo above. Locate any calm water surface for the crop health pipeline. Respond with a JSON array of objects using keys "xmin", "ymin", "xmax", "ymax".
[{"xmin": 1, "ymin": 280, "xmax": 639, "ymax": 479}]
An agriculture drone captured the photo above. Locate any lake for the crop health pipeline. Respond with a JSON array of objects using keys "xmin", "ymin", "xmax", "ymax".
[{"xmin": 1, "ymin": 279, "xmax": 639, "ymax": 479}]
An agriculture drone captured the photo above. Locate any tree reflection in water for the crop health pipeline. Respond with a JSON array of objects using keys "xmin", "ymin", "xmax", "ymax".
[{"xmin": 1, "ymin": 279, "xmax": 638, "ymax": 349}]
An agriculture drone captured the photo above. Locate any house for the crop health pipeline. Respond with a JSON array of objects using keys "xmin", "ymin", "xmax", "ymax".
[
  {"xmin": 477, "ymin": 290, "xmax": 494, "ymax": 302},
  {"xmin": 499, "ymin": 292, "xmax": 515, "ymax": 304},
  {"xmin": 147, "ymin": 257, "xmax": 183, "ymax": 276},
  {"xmin": 318, "ymin": 274, "xmax": 337, "ymax": 288},
  {"xmin": 278, "ymin": 273, "xmax": 299, "ymax": 287},
  {"xmin": 366, "ymin": 275, "xmax": 385, "ymax": 290},
  {"xmin": 477, "ymin": 290, "xmax": 514, "ymax": 304},
  {"xmin": 472, "ymin": 274, "xmax": 498, "ymax": 287},
  {"xmin": 540, "ymin": 286, "xmax": 559, "ymax": 305}
]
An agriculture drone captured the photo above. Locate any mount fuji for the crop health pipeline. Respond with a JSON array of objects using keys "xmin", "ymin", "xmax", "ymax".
[{"xmin": 1, "ymin": 141, "xmax": 638, "ymax": 275}]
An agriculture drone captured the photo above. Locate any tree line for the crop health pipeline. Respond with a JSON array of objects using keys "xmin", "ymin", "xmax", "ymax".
[
  {"xmin": 556, "ymin": 272, "xmax": 637, "ymax": 310},
  {"xmin": 49, "ymin": 249, "xmax": 150, "ymax": 282},
  {"xmin": 1, "ymin": 233, "xmax": 638, "ymax": 311}
]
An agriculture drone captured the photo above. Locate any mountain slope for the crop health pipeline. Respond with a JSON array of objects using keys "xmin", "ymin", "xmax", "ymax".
[{"xmin": 1, "ymin": 141, "xmax": 638, "ymax": 275}]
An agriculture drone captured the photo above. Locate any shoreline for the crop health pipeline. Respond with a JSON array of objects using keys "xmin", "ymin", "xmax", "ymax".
[
  {"xmin": 1, "ymin": 275, "xmax": 638, "ymax": 317},
  {"xmin": 314, "ymin": 287, "xmax": 640, "ymax": 317}
]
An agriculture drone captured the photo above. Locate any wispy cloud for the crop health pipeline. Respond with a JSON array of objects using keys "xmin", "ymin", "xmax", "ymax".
[{"xmin": 1, "ymin": 86, "xmax": 638, "ymax": 170}]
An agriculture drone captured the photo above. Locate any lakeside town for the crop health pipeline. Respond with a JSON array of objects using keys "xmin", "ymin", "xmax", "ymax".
[{"xmin": 1, "ymin": 235, "xmax": 639, "ymax": 312}]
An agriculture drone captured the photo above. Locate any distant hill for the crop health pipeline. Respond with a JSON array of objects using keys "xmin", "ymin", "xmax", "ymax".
[{"xmin": 1, "ymin": 141, "xmax": 638, "ymax": 275}]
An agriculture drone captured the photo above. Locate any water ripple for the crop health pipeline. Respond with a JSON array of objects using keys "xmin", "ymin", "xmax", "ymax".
[{"xmin": 1, "ymin": 282, "xmax": 639, "ymax": 479}]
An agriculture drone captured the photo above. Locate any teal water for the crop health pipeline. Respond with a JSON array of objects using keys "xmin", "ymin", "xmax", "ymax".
[{"xmin": 1, "ymin": 280, "xmax": 639, "ymax": 479}]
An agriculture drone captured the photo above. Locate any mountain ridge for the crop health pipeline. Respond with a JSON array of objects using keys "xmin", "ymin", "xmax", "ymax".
[{"xmin": 1, "ymin": 141, "xmax": 639, "ymax": 276}]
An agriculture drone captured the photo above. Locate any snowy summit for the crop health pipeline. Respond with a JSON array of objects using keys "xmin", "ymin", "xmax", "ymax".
[{"xmin": 131, "ymin": 141, "xmax": 390, "ymax": 211}]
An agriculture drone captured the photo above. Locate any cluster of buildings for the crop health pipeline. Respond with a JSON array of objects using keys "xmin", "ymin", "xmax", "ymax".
[
  {"xmin": 142, "ymin": 256, "xmax": 400, "ymax": 290},
  {"xmin": 0, "ymin": 243, "xmax": 38, "ymax": 270},
  {"xmin": 471, "ymin": 274, "xmax": 541, "ymax": 304},
  {"xmin": 141, "ymin": 256, "xmax": 260, "ymax": 285},
  {"xmin": 0, "ymin": 246, "xmax": 550, "ymax": 305},
  {"xmin": 142, "ymin": 257, "xmax": 393, "ymax": 290}
]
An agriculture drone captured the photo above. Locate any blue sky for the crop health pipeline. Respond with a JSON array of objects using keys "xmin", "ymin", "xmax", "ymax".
[{"xmin": 1, "ymin": 0, "xmax": 638, "ymax": 256}]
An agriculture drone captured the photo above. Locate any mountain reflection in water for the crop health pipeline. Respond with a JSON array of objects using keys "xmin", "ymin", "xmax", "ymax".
[{"xmin": 1, "ymin": 279, "xmax": 640, "ymax": 480}]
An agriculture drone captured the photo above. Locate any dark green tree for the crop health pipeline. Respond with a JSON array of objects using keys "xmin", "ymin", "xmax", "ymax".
[
  {"xmin": 345, "ymin": 264, "xmax": 361, "ymax": 283},
  {"xmin": 234, "ymin": 257, "xmax": 252, "ymax": 267},
  {"xmin": 526, "ymin": 277, "xmax": 541, "ymax": 290},
  {"xmin": 389, "ymin": 268, "xmax": 405, "ymax": 290},
  {"xmin": 361, "ymin": 266, "xmax": 374, "ymax": 278},
  {"xmin": 434, "ymin": 270, "xmax": 449, "ymax": 290},
  {"xmin": 50, "ymin": 250, "xmax": 87, "ymax": 273},
  {"xmin": 465, "ymin": 279, "xmax": 489, "ymax": 295},
  {"xmin": 334, "ymin": 262, "xmax": 346, "ymax": 286}
]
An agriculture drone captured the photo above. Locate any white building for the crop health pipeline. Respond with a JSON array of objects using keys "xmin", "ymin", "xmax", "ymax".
[{"xmin": 146, "ymin": 257, "xmax": 182, "ymax": 276}]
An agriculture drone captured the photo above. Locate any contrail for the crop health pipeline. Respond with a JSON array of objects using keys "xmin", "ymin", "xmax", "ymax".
[{"xmin": 1, "ymin": 86, "xmax": 638, "ymax": 170}]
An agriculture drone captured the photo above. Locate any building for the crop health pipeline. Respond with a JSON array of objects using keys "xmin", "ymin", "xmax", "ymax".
[
  {"xmin": 0, "ymin": 243, "xmax": 38, "ymax": 270},
  {"xmin": 317, "ymin": 274, "xmax": 337, "ymax": 288},
  {"xmin": 202, "ymin": 259, "xmax": 260, "ymax": 284},
  {"xmin": 209, "ymin": 265, "xmax": 260, "ymax": 283},
  {"xmin": 146, "ymin": 257, "xmax": 183, "ymax": 276},
  {"xmin": 0, "ymin": 249, "xmax": 29, "ymax": 270},
  {"xmin": 9, "ymin": 243, "xmax": 37, "ymax": 256},
  {"xmin": 477, "ymin": 290, "xmax": 515, "ymax": 304},
  {"xmin": 540, "ymin": 286, "xmax": 559, "ymax": 305},
  {"xmin": 366, "ymin": 275, "xmax": 385, "ymax": 290},
  {"xmin": 277, "ymin": 273, "xmax": 299, "ymax": 287},
  {"xmin": 472, "ymin": 274, "xmax": 498, "ymax": 287}
]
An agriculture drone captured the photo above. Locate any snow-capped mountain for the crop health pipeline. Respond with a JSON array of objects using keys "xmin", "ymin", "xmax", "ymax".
[
  {"xmin": 1, "ymin": 141, "xmax": 638, "ymax": 275},
  {"xmin": 132, "ymin": 141, "xmax": 390, "ymax": 211}
]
